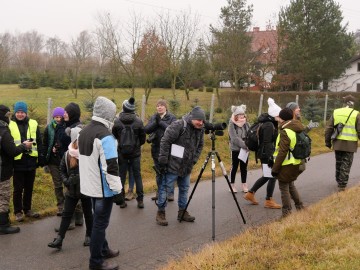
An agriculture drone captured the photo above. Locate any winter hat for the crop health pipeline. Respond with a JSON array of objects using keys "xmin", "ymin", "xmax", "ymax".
[
  {"xmin": 70, "ymin": 126, "xmax": 82, "ymax": 142},
  {"xmin": 156, "ymin": 99, "xmax": 168, "ymax": 109},
  {"xmin": 122, "ymin": 97, "xmax": 136, "ymax": 113},
  {"xmin": 93, "ymin": 96, "xmax": 116, "ymax": 122},
  {"xmin": 52, "ymin": 107, "xmax": 65, "ymax": 118},
  {"xmin": 64, "ymin": 102, "xmax": 81, "ymax": 121},
  {"xmin": 231, "ymin": 104, "xmax": 246, "ymax": 116},
  {"xmin": 14, "ymin": 101, "xmax": 28, "ymax": 114},
  {"xmin": 343, "ymin": 95, "xmax": 356, "ymax": 106},
  {"xmin": 267, "ymin": 98, "xmax": 281, "ymax": 117},
  {"xmin": 190, "ymin": 106, "xmax": 206, "ymax": 121},
  {"xmin": 286, "ymin": 102, "xmax": 299, "ymax": 112},
  {"xmin": 279, "ymin": 107, "xmax": 293, "ymax": 121},
  {"xmin": 0, "ymin": 105, "xmax": 11, "ymax": 124}
]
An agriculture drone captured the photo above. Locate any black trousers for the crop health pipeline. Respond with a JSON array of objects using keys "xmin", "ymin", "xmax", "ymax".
[
  {"xmin": 13, "ymin": 170, "xmax": 36, "ymax": 214},
  {"xmin": 230, "ymin": 150, "xmax": 248, "ymax": 184}
]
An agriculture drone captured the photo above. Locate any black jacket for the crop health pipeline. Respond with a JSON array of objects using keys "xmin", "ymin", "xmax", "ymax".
[
  {"xmin": 112, "ymin": 112, "xmax": 146, "ymax": 159},
  {"xmin": 42, "ymin": 120, "xmax": 66, "ymax": 166},
  {"xmin": 0, "ymin": 120, "xmax": 27, "ymax": 181},
  {"xmin": 257, "ymin": 113, "xmax": 278, "ymax": 164}
]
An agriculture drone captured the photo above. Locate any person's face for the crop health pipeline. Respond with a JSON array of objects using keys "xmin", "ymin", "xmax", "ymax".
[
  {"xmin": 54, "ymin": 116, "xmax": 63, "ymax": 124},
  {"xmin": 64, "ymin": 111, "xmax": 69, "ymax": 121},
  {"xmin": 294, "ymin": 106, "xmax": 301, "ymax": 118},
  {"xmin": 156, "ymin": 104, "xmax": 166, "ymax": 114},
  {"xmin": 15, "ymin": 111, "xmax": 26, "ymax": 121},
  {"xmin": 235, "ymin": 114, "xmax": 245, "ymax": 121},
  {"xmin": 274, "ymin": 116, "xmax": 281, "ymax": 122},
  {"xmin": 191, "ymin": 119, "xmax": 204, "ymax": 129}
]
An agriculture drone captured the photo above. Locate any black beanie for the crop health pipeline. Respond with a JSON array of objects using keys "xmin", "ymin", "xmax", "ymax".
[
  {"xmin": 190, "ymin": 106, "xmax": 206, "ymax": 121},
  {"xmin": 279, "ymin": 107, "xmax": 293, "ymax": 121},
  {"xmin": 64, "ymin": 102, "xmax": 81, "ymax": 122},
  {"xmin": 122, "ymin": 97, "xmax": 135, "ymax": 113},
  {"xmin": 0, "ymin": 105, "xmax": 10, "ymax": 124}
]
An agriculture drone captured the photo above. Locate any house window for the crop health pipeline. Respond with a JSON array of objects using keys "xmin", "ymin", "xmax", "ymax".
[{"xmin": 357, "ymin": 84, "xmax": 360, "ymax": 92}]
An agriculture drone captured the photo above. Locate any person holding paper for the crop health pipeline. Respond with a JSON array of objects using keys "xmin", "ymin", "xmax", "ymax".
[
  {"xmin": 228, "ymin": 104, "xmax": 250, "ymax": 193},
  {"xmin": 156, "ymin": 106, "xmax": 205, "ymax": 226},
  {"xmin": 243, "ymin": 98, "xmax": 281, "ymax": 209}
]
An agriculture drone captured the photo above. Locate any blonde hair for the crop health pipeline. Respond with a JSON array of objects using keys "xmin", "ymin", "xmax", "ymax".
[{"xmin": 67, "ymin": 140, "xmax": 79, "ymax": 169}]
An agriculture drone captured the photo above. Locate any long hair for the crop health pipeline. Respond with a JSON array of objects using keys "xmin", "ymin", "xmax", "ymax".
[{"xmin": 67, "ymin": 140, "xmax": 79, "ymax": 169}]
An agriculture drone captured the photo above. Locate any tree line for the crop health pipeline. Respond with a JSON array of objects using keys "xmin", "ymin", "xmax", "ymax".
[{"xmin": 0, "ymin": 0, "xmax": 359, "ymax": 100}]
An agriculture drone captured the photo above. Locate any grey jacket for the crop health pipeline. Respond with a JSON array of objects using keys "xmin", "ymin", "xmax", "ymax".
[
  {"xmin": 228, "ymin": 121, "xmax": 249, "ymax": 151},
  {"xmin": 158, "ymin": 114, "xmax": 204, "ymax": 177}
]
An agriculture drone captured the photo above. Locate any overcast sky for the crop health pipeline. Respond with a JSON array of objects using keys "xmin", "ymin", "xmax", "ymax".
[{"xmin": 1, "ymin": 0, "xmax": 359, "ymax": 42}]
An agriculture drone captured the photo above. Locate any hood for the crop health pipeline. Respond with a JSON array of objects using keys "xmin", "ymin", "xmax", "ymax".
[
  {"xmin": 119, "ymin": 112, "xmax": 137, "ymax": 124},
  {"xmin": 258, "ymin": 112, "xmax": 275, "ymax": 123},
  {"xmin": 280, "ymin": 119, "xmax": 304, "ymax": 133}
]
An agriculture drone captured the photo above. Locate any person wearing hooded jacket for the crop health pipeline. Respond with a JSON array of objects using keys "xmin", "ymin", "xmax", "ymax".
[
  {"xmin": 156, "ymin": 106, "xmax": 205, "ymax": 226},
  {"xmin": 271, "ymin": 107, "xmax": 305, "ymax": 218},
  {"xmin": 79, "ymin": 96, "xmax": 122, "ymax": 270},
  {"xmin": 9, "ymin": 101, "xmax": 44, "ymax": 222},
  {"xmin": 144, "ymin": 99, "xmax": 177, "ymax": 201},
  {"xmin": 112, "ymin": 97, "xmax": 146, "ymax": 209},
  {"xmin": 243, "ymin": 98, "xmax": 281, "ymax": 209},
  {"xmin": 0, "ymin": 105, "xmax": 32, "ymax": 234}
]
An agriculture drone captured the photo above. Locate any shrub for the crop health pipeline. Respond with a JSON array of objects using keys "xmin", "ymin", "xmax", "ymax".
[
  {"xmin": 206, "ymin": 87, "xmax": 213, "ymax": 92},
  {"xmin": 215, "ymin": 107, "xmax": 223, "ymax": 113}
]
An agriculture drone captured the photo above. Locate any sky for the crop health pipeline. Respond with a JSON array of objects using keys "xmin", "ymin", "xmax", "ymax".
[{"xmin": 0, "ymin": 0, "xmax": 359, "ymax": 42}]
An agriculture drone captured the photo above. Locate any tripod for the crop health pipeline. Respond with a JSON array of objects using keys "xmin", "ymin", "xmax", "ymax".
[{"xmin": 179, "ymin": 130, "xmax": 246, "ymax": 241}]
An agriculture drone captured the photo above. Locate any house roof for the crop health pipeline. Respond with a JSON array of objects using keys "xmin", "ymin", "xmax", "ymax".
[{"xmin": 349, "ymin": 55, "xmax": 360, "ymax": 64}]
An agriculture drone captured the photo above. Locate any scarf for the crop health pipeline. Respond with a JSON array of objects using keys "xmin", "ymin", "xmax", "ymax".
[
  {"xmin": 68, "ymin": 142, "xmax": 79, "ymax": 159},
  {"xmin": 231, "ymin": 114, "xmax": 246, "ymax": 128}
]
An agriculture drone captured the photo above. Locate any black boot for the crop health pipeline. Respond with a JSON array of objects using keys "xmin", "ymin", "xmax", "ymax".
[
  {"xmin": 75, "ymin": 210, "xmax": 83, "ymax": 226},
  {"xmin": 48, "ymin": 235, "xmax": 63, "ymax": 250},
  {"xmin": 0, "ymin": 212, "xmax": 20, "ymax": 235}
]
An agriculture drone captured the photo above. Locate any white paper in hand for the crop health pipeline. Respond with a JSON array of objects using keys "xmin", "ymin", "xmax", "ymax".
[
  {"xmin": 238, "ymin": 148, "xmax": 249, "ymax": 163},
  {"xmin": 262, "ymin": 164, "xmax": 272, "ymax": 178},
  {"xmin": 171, "ymin": 144, "xmax": 185, "ymax": 158}
]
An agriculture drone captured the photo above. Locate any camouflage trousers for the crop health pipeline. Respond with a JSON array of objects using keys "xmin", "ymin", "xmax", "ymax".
[
  {"xmin": 335, "ymin": 151, "xmax": 354, "ymax": 187},
  {"xmin": 0, "ymin": 179, "xmax": 11, "ymax": 213}
]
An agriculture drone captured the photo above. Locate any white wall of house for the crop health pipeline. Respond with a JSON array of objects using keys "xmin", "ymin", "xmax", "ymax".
[{"xmin": 328, "ymin": 59, "xmax": 360, "ymax": 92}]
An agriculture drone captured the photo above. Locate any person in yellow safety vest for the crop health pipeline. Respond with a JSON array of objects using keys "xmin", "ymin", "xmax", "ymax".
[
  {"xmin": 271, "ymin": 107, "xmax": 305, "ymax": 218},
  {"xmin": 325, "ymin": 95, "xmax": 360, "ymax": 192},
  {"xmin": 8, "ymin": 101, "xmax": 45, "ymax": 222}
]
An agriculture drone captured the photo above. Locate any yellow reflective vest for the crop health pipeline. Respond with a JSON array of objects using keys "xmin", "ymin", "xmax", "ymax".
[
  {"xmin": 333, "ymin": 107, "xmax": 359, "ymax": 141},
  {"xmin": 273, "ymin": 129, "xmax": 301, "ymax": 166},
  {"xmin": 9, "ymin": 119, "xmax": 38, "ymax": 160}
]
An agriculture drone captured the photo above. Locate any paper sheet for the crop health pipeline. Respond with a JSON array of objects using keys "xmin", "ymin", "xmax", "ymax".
[
  {"xmin": 262, "ymin": 164, "xmax": 273, "ymax": 178},
  {"xmin": 238, "ymin": 148, "xmax": 249, "ymax": 163},
  {"xmin": 171, "ymin": 144, "xmax": 185, "ymax": 158}
]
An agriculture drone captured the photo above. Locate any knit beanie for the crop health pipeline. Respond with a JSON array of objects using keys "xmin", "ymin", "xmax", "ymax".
[
  {"xmin": 279, "ymin": 107, "xmax": 293, "ymax": 121},
  {"xmin": 122, "ymin": 97, "xmax": 136, "ymax": 113},
  {"xmin": 70, "ymin": 126, "xmax": 82, "ymax": 142},
  {"xmin": 267, "ymin": 98, "xmax": 281, "ymax": 117},
  {"xmin": 14, "ymin": 101, "xmax": 28, "ymax": 114},
  {"xmin": 190, "ymin": 106, "xmax": 206, "ymax": 121},
  {"xmin": 231, "ymin": 104, "xmax": 246, "ymax": 116},
  {"xmin": 52, "ymin": 107, "xmax": 65, "ymax": 118},
  {"xmin": 286, "ymin": 102, "xmax": 299, "ymax": 112},
  {"xmin": 156, "ymin": 99, "xmax": 168, "ymax": 109},
  {"xmin": 0, "ymin": 105, "xmax": 10, "ymax": 124},
  {"xmin": 64, "ymin": 102, "xmax": 81, "ymax": 122},
  {"xmin": 93, "ymin": 96, "xmax": 116, "ymax": 122}
]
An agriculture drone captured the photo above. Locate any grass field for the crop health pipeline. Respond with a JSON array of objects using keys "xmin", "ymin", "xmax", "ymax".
[{"xmin": 0, "ymin": 85, "xmax": 331, "ymax": 219}]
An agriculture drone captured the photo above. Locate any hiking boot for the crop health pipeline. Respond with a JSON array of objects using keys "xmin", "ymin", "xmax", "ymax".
[
  {"xmin": 156, "ymin": 211, "xmax": 168, "ymax": 226},
  {"xmin": 151, "ymin": 193, "xmax": 158, "ymax": 201},
  {"xmin": 102, "ymin": 248, "xmax": 119, "ymax": 259},
  {"xmin": 25, "ymin": 210, "xmax": 40, "ymax": 218},
  {"xmin": 56, "ymin": 207, "xmax": 63, "ymax": 217},
  {"xmin": 83, "ymin": 235, "xmax": 91, "ymax": 246},
  {"xmin": 244, "ymin": 191, "xmax": 259, "ymax": 205},
  {"xmin": 178, "ymin": 210, "xmax": 195, "ymax": 222},
  {"xmin": 229, "ymin": 183, "xmax": 237, "ymax": 193},
  {"xmin": 55, "ymin": 216, "xmax": 75, "ymax": 232},
  {"xmin": 137, "ymin": 200, "xmax": 144, "ymax": 209},
  {"xmin": 15, "ymin": 212, "xmax": 24, "ymax": 222},
  {"xmin": 125, "ymin": 190, "xmax": 135, "ymax": 201},
  {"xmin": 241, "ymin": 183, "xmax": 249, "ymax": 193},
  {"xmin": 48, "ymin": 235, "xmax": 63, "ymax": 250},
  {"xmin": 264, "ymin": 198, "xmax": 281, "ymax": 209},
  {"xmin": 119, "ymin": 202, "xmax": 127, "ymax": 208},
  {"xmin": 167, "ymin": 194, "xmax": 174, "ymax": 201},
  {"xmin": 0, "ymin": 212, "xmax": 20, "ymax": 235},
  {"xmin": 338, "ymin": 184, "xmax": 346, "ymax": 192},
  {"xmin": 89, "ymin": 261, "xmax": 119, "ymax": 270}
]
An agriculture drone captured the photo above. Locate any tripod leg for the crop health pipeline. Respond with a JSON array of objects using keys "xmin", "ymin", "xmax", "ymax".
[
  {"xmin": 179, "ymin": 151, "xmax": 211, "ymax": 222},
  {"xmin": 216, "ymin": 152, "xmax": 246, "ymax": 224}
]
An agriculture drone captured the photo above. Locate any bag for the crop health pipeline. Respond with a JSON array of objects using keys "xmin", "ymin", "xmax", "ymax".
[
  {"xmin": 245, "ymin": 122, "xmax": 262, "ymax": 151},
  {"xmin": 290, "ymin": 131, "xmax": 311, "ymax": 160},
  {"xmin": 119, "ymin": 122, "xmax": 136, "ymax": 155},
  {"xmin": 331, "ymin": 123, "xmax": 344, "ymax": 141}
]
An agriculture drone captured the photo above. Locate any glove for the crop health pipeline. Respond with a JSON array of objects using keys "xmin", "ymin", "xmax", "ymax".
[
  {"xmin": 155, "ymin": 114, "xmax": 161, "ymax": 125},
  {"xmin": 267, "ymin": 156, "xmax": 274, "ymax": 168},
  {"xmin": 113, "ymin": 193, "xmax": 125, "ymax": 205},
  {"xmin": 43, "ymin": 165, "xmax": 50, "ymax": 174},
  {"xmin": 271, "ymin": 171, "xmax": 278, "ymax": 177},
  {"xmin": 158, "ymin": 163, "xmax": 167, "ymax": 175},
  {"xmin": 325, "ymin": 142, "xmax": 332, "ymax": 149},
  {"xmin": 307, "ymin": 120, "xmax": 319, "ymax": 130}
]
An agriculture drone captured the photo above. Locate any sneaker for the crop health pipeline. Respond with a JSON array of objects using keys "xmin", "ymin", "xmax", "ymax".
[
  {"xmin": 125, "ymin": 191, "xmax": 135, "ymax": 201},
  {"xmin": 25, "ymin": 210, "xmax": 40, "ymax": 218},
  {"xmin": 151, "ymin": 194, "xmax": 158, "ymax": 201},
  {"xmin": 229, "ymin": 183, "xmax": 237, "ymax": 193},
  {"xmin": 243, "ymin": 191, "xmax": 259, "ymax": 205},
  {"xmin": 137, "ymin": 200, "xmax": 144, "ymax": 209},
  {"xmin": 119, "ymin": 202, "xmax": 127, "ymax": 208},
  {"xmin": 264, "ymin": 198, "xmax": 281, "ymax": 209},
  {"xmin": 156, "ymin": 211, "xmax": 168, "ymax": 226},
  {"xmin": 167, "ymin": 194, "xmax": 174, "ymax": 201},
  {"xmin": 178, "ymin": 210, "xmax": 195, "ymax": 222},
  {"xmin": 83, "ymin": 235, "xmax": 91, "ymax": 247},
  {"xmin": 56, "ymin": 208, "xmax": 63, "ymax": 217},
  {"xmin": 15, "ymin": 212, "xmax": 24, "ymax": 222},
  {"xmin": 241, "ymin": 183, "xmax": 249, "ymax": 193}
]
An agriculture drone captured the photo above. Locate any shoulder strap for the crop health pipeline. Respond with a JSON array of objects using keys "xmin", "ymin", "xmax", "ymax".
[{"xmin": 345, "ymin": 109, "xmax": 355, "ymax": 124}]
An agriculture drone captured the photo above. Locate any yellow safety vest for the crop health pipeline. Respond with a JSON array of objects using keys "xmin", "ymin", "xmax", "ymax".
[
  {"xmin": 273, "ymin": 128, "xmax": 301, "ymax": 166},
  {"xmin": 9, "ymin": 119, "xmax": 38, "ymax": 160},
  {"xmin": 333, "ymin": 107, "xmax": 359, "ymax": 141}
]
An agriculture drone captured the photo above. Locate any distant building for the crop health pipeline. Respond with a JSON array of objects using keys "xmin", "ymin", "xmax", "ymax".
[{"xmin": 328, "ymin": 55, "xmax": 360, "ymax": 92}]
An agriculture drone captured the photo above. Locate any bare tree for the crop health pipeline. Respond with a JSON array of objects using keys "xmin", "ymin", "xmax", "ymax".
[{"xmin": 0, "ymin": 33, "xmax": 13, "ymax": 73}]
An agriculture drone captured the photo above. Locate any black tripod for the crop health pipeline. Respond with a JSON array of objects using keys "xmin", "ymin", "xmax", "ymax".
[{"xmin": 179, "ymin": 130, "xmax": 246, "ymax": 241}]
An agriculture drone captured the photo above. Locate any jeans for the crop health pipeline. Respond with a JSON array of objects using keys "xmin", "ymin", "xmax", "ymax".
[
  {"xmin": 89, "ymin": 197, "xmax": 113, "ymax": 267},
  {"xmin": 157, "ymin": 173, "xmax": 190, "ymax": 211},
  {"xmin": 119, "ymin": 156, "xmax": 144, "ymax": 201},
  {"xmin": 153, "ymin": 158, "xmax": 174, "ymax": 196},
  {"xmin": 12, "ymin": 170, "xmax": 36, "ymax": 214}
]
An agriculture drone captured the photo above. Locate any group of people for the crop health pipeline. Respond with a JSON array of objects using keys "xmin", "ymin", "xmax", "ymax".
[{"xmin": 1, "ymin": 93, "xmax": 359, "ymax": 269}]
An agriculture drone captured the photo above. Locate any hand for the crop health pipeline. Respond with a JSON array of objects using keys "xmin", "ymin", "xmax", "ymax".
[
  {"xmin": 155, "ymin": 114, "xmax": 161, "ymax": 125},
  {"xmin": 158, "ymin": 163, "xmax": 167, "ymax": 175},
  {"xmin": 267, "ymin": 156, "xmax": 274, "ymax": 168},
  {"xmin": 43, "ymin": 166, "xmax": 50, "ymax": 174},
  {"xmin": 271, "ymin": 171, "xmax": 278, "ymax": 177},
  {"xmin": 22, "ymin": 140, "xmax": 33, "ymax": 150},
  {"xmin": 325, "ymin": 142, "xmax": 332, "ymax": 149},
  {"xmin": 307, "ymin": 120, "xmax": 319, "ymax": 130},
  {"xmin": 113, "ymin": 193, "xmax": 125, "ymax": 205}
]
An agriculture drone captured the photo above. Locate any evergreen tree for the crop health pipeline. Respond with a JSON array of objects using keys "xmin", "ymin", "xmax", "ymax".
[{"xmin": 302, "ymin": 95, "xmax": 323, "ymax": 122}]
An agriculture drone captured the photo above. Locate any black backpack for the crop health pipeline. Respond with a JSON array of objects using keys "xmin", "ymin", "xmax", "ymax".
[
  {"xmin": 119, "ymin": 122, "xmax": 136, "ymax": 155},
  {"xmin": 290, "ymin": 131, "xmax": 311, "ymax": 160},
  {"xmin": 245, "ymin": 122, "xmax": 262, "ymax": 152}
]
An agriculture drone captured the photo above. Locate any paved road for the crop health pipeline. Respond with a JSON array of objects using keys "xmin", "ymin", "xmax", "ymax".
[{"xmin": 1, "ymin": 151, "xmax": 360, "ymax": 270}]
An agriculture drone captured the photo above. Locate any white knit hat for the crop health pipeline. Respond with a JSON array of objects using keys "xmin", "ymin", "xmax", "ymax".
[
  {"xmin": 267, "ymin": 98, "xmax": 281, "ymax": 117},
  {"xmin": 231, "ymin": 104, "xmax": 246, "ymax": 116}
]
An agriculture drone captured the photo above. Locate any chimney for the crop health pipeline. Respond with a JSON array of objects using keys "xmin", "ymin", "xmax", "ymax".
[{"xmin": 253, "ymin": 27, "xmax": 260, "ymax": 32}]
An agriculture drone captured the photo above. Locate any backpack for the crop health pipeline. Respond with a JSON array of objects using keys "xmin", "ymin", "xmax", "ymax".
[
  {"xmin": 119, "ymin": 122, "xmax": 136, "ymax": 155},
  {"xmin": 245, "ymin": 122, "xmax": 262, "ymax": 152},
  {"xmin": 290, "ymin": 131, "xmax": 311, "ymax": 160}
]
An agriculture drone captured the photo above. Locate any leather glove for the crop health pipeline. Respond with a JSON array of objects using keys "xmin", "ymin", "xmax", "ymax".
[
  {"xmin": 267, "ymin": 156, "xmax": 274, "ymax": 168},
  {"xmin": 325, "ymin": 142, "xmax": 332, "ymax": 149},
  {"xmin": 158, "ymin": 163, "xmax": 167, "ymax": 175},
  {"xmin": 155, "ymin": 114, "xmax": 161, "ymax": 125},
  {"xmin": 271, "ymin": 171, "xmax": 278, "ymax": 177},
  {"xmin": 307, "ymin": 120, "xmax": 319, "ymax": 130}
]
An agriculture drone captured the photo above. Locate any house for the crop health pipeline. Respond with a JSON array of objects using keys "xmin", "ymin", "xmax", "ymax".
[{"xmin": 328, "ymin": 55, "xmax": 360, "ymax": 92}]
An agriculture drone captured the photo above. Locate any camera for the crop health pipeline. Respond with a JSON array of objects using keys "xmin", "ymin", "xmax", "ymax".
[
  {"xmin": 204, "ymin": 122, "xmax": 227, "ymax": 131},
  {"xmin": 28, "ymin": 138, "xmax": 36, "ymax": 146}
]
